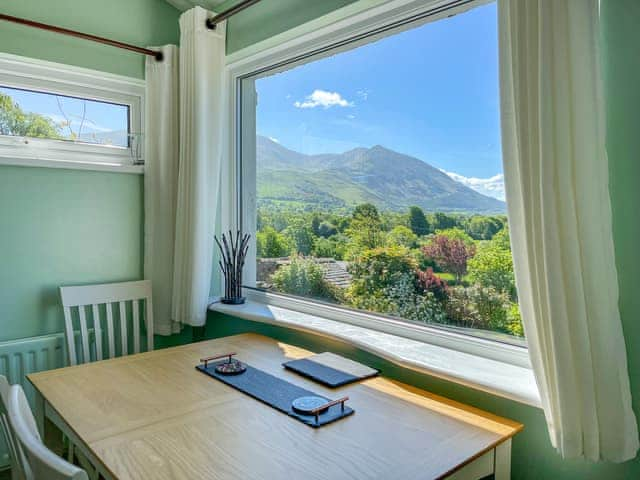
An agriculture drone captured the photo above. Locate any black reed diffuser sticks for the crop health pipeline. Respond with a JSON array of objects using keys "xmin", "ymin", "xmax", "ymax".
[{"xmin": 215, "ymin": 230, "xmax": 251, "ymax": 305}]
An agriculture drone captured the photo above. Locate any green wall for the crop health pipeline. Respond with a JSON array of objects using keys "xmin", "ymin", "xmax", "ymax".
[
  {"xmin": 219, "ymin": 0, "xmax": 359, "ymax": 54},
  {"xmin": 604, "ymin": 2, "xmax": 640, "ymax": 474},
  {"xmin": 199, "ymin": 0, "xmax": 640, "ymax": 479},
  {"xmin": 0, "ymin": 0, "xmax": 181, "ymax": 342},
  {"xmin": 0, "ymin": 0, "xmax": 179, "ymax": 79}
]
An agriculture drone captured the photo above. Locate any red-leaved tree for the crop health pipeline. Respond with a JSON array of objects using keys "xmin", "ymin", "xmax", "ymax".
[{"xmin": 422, "ymin": 235, "xmax": 476, "ymax": 283}]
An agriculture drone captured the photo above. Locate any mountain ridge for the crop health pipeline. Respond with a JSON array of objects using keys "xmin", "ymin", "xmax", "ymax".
[{"xmin": 256, "ymin": 135, "xmax": 506, "ymax": 214}]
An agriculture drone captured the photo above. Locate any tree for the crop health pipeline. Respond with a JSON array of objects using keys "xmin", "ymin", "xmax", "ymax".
[
  {"xmin": 311, "ymin": 215, "xmax": 321, "ymax": 236},
  {"xmin": 345, "ymin": 203, "xmax": 384, "ymax": 253},
  {"xmin": 318, "ymin": 220, "xmax": 338, "ymax": 238},
  {"xmin": 422, "ymin": 232, "xmax": 476, "ymax": 283},
  {"xmin": 312, "ymin": 237, "xmax": 338, "ymax": 258},
  {"xmin": 430, "ymin": 212, "xmax": 457, "ymax": 231},
  {"xmin": 467, "ymin": 238, "xmax": 516, "ymax": 299},
  {"xmin": 491, "ymin": 226, "xmax": 511, "ymax": 250},
  {"xmin": 256, "ymin": 227, "xmax": 290, "ymax": 258},
  {"xmin": 386, "ymin": 225, "xmax": 418, "ymax": 248},
  {"xmin": 283, "ymin": 218, "xmax": 316, "ymax": 255},
  {"xmin": 0, "ymin": 93, "xmax": 63, "ymax": 139},
  {"xmin": 408, "ymin": 206, "xmax": 430, "ymax": 236},
  {"xmin": 465, "ymin": 216, "xmax": 503, "ymax": 240}
]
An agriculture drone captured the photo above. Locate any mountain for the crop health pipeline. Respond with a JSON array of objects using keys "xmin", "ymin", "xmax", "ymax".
[{"xmin": 256, "ymin": 136, "xmax": 506, "ymax": 213}]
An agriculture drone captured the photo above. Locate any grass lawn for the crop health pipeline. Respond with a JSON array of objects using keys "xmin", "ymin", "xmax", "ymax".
[{"xmin": 435, "ymin": 272, "xmax": 471, "ymax": 286}]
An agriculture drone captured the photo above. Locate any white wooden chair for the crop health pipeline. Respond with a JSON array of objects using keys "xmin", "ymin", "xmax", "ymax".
[
  {"xmin": 7, "ymin": 385, "xmax": 88, "ymax": 480},
  {"xmin": 1, "ymin": 375, "xmax": 29, "ymax": 480},
  {"xmin": 59, "ymin": 280, "xmax": 154, "ymax": 366}
]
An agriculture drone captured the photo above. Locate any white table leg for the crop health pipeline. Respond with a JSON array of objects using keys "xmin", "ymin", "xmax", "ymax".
[{"xmin": 494, "ymin": 439, "xmax": 512, "ymax": 480}]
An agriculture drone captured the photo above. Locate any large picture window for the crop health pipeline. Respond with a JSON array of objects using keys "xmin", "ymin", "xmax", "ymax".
[{"xmin": 239, "ymin": 1, "xmax": 523, "ymax": 344}]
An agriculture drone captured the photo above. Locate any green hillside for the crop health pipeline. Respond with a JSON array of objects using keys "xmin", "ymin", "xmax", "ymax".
[{"xmin": 256, "ymin": 136, "xmax": 506, "ymax": 213}]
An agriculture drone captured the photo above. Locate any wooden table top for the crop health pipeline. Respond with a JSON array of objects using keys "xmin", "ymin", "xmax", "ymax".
[{"xmin": 28, "ymin": 333, "xmax": 523, "ymax": 480}]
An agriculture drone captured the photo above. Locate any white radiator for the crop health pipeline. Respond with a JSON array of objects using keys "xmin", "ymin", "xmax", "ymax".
[{"xmin": 0, "ymin": 332, "xmax": 67, "ymax": 469}]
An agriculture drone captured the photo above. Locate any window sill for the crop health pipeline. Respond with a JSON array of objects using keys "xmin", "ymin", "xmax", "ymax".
[
  {"xmin": 209, "ymin": 299, "xmax": 542, "ymax": 408},
  {"xmin": 0, "ymin": 155, "xmax": 143, "ymax": 174}
]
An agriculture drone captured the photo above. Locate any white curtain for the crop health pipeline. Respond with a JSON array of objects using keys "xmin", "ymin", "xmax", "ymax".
[
  {"xmin": 172, "ymin": 6, "xmax": 227, "ymax": 327},
  {"xmin": 498, "ymin": 0, "xmax": 638, "ymax": 462},
  {"xmin": 144, "ymin": 45, "xmax": 182, "ymax": 336}
]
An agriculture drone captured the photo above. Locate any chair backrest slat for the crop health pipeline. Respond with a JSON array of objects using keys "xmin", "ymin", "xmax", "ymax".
[
  {"xmin": 92, "ymin": 304, "xmax": 103, "ymax": 361},
  {"xmin": 132, "ymin": 299, "xmax": 141, "ymax": 354},
  {"xmin": 105, "ymin": 302, "xmax": 116, "ymax": 359},
  {"xmin": 59, "ymin": 280, "xmax": 153, "ymax": 366},
  {"xmin": 119, "ymin": 301, "xmax": 128, "ymax": 357},
  {"xmin": 62, "ymin": 306, "xmax": 78, "ymax": 367},
  {"xmin": 8, "ymin": 385, "xmax": 88, "ymax": 480},
  {"xmin": 78, "ymin": 306, "xmax": 90, "ymax": 364},
  {"xmin": 146, "ymin": 296, "xmax": 155, "ymax": 352}
]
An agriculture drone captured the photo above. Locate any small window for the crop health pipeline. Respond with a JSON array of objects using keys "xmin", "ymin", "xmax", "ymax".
[
  {"xmin": 0, "ymin": 54, "xmax": 144, "ymax": 169},
  {"xmin": 0, "ymin": 86, "xmax": 130, "ymax": 147},
  {"xmin": 239, "ymin": 1, "xmax": 524, "ymax": 345}
]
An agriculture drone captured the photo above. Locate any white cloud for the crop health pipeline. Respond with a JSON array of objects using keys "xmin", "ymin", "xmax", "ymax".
[
  {"xmin": 442, "ymin": 170, "xmax": 506, "ymax": 201},
  {"xmin": 268, "ymin": 136, "xmax": 280, "ymax": 143},
  {"xmin": 346, "ymin": 114, "xmax": 356, "ymax": 120},
  {"xmin": 356, "ymin": 89, "xmax": 370, "ymax": 101},
  {"xmin": 294, "ymin": 90, "xmax": 353, "ymax": 109}
]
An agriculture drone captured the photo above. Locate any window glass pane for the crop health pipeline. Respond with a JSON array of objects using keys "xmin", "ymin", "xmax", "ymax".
[
  {"xmin": 248, "ymin": 2, "xmax": 524, "ymax": 344},
  {"xmin": 0, "ymin": 86, "xmax": 129, "ymax": 147}
]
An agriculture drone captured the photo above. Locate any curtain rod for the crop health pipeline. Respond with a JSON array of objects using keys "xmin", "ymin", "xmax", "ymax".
[
  {"xmin": 206, "ymin": 0, "xmax": 262, "ymax": 29},
  {"xmin": 0, "ymin": 0, "xmax": 262, "ymax": 62}
]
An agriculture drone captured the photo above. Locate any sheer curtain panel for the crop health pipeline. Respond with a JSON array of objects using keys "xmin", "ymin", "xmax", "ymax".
[
  {"xmin": 172, "ymin": 7, "xmax": 227, "ymax": 327},
  {"xmin": 498, "ymin": 0, "xmax": 639, "ymax": 462},
  {"xmin": 144, "ymin": 45, "xmax": 181, "ymax": 336}
]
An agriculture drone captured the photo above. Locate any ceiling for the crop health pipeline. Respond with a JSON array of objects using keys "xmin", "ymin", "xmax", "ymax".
[{"xmin": 164, "ymin": 0, "xmax": 227, "ymax": 11}]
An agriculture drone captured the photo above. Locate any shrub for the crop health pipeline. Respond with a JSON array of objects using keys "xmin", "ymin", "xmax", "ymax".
[
  {"xmin": 443, "ymin": 286, "xmax": 482, "ymax": 329},
  {"xmin": 416, "ymin": 267, "xmax": 449, "ymax": 301},
  {"xmin": 271, "ymin": 255, "xmax": 338, "ymax": 301},
  {"xmin": 347, "ymin": 245, "xmax": 417, "ymax": 297},
  {"xmin": 470, "ymin": 286, "xmax": 510, "ymax": 332},
  {"xmin": 506, "ymin": 303, "xmax": 524, "ymax": 337},
  {"xmin": 383, "ymin": 273, "xmax": 447, "ymax": 325},
  {"xmin": 444, "ymin": 285, "xmax": 511, "ymax": 332}
]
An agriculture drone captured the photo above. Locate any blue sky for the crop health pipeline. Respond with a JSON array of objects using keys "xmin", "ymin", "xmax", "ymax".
[
  {"xmin": 256, "ymin": 2, "xmax": 505, "ymax": 200},
  {"xmin": 0, "ymin": 86, "xmax": 128, "ymax": 146}
]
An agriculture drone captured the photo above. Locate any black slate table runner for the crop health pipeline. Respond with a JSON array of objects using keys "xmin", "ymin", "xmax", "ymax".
[{"xmin": 196, "ymin": 361, "xmax": 354, "ymax": 428}]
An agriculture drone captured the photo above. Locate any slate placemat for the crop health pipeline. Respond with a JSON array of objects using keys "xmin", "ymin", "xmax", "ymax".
[
  {"xmin": 196, "ymin": 361, "xmax": 354, "ymax": 428},
  {"xmin": 283, "ymin": 352, "xmax": 380, "ymax": 388}
]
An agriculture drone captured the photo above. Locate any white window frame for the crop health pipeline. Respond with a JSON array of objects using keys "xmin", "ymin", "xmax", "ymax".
[
  {"xmin": 0, "ymin": 53, "xmax": 145, "ymax": 173},
  {"xmin": 223, "ymin": 0, "xmax": 531, "ymax": 369}
]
